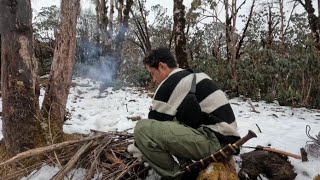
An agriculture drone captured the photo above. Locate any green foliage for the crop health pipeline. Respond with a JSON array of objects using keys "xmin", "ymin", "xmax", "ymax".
[
  {"xmin": 277, "ymin": 85, "xmax": 301, "ymax": 106},
  {"xmin": 33, "ymin": 5, "xmax": 60, "ymax": 76},
  {"xmin": 190, "ymin": 30, "xmax": 320, "ymax": 108},
  {"xmin": 122, "ymin": 62, "xmax": 151, "ymax": 87},
  {"xmin": 191, "ymin": 58, "xmax": 225, "ymax": 86},
  {"xmin": 33, "ymin": 5, "xmax": 60, "ymax": 40},
  {"xmin": 39, "ymin": 58, "xmax": 53, "ymax": 76}
]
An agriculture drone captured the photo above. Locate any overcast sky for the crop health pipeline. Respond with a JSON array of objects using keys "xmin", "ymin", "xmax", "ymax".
[
  {"xmin": 31, "ymin": 0, "xmax": 192, "ymax": 15},
  {"xmin": 31, "ymin": 0, "xmax": 311, "ymax": 32}
]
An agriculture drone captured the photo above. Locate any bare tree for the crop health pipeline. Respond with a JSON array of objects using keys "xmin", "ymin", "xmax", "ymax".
[
  {"xmin": 174, "ymin": 0, "xmax": 189, "ymax": 69},
  {"xmin": 129, "ymin": 0, "xmax": 152, "ymax": 55},
  {"xmin": 236, "ymin": 0, "xmax": 255, "ymax": 59},
  {"xmin": 275, "ymin": 0, "xmax": 298, "ymax": 52},
  {"xmin": 297, "ymin": 0, "xmax": 320, "ymax": 50},
  {"xmin": 0, "ymin": 0, "xmax": 46, "ymax": 154},
  {"xmin": 116, "ymin": 0, "xmax": 134, "ymax": 50},
  {"xmin": 94, "ymin": 0, "xmax": 133, "ymax": 79},
  {"xmin": 95, "ymin": 0, "xmax": 101, "ymax": 46},
  {"xmin": 296, "ymin": 0, "xmax": 319, "ymax": 106},
  {"xmin": 114, "ymin": 0, "xmax": 134, "ymax": 74},
  {"xmin": 109, "ymin": 0, "xmax": 115, "ymax": 38},
  {"xmin": 265, "ymin": 5, "xmax": 276, "ymax": 49},
  {"xmin": 224, "ymin": 0, "xmax": 255, "ymax": 91},
  {"xmin": 41, "ymin": 0, "xmax": 81, "ymax": 143}
]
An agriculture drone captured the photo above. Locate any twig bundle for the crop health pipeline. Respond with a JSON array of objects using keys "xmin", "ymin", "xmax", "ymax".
[{"xmin": 0, "ymin": 130, "xmax": 148, "ymax": 180}]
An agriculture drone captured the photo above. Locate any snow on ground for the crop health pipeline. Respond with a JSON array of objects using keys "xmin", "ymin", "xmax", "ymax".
[
  {"xmin": 0, "ymin": 77, "xmax": 319, "ymax": 179},
  {"xmin": 62, "ymin": 78, "xmax": 151, "ymax": 134}
]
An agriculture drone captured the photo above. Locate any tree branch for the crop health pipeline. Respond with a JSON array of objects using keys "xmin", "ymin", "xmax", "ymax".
[
  {"xmin": 283, "ymin": 1, "xmax": 299, "ymax": 36},
  {"xmin": 236, "ymin": 0, "xmax": 255, "ymax": 59},
  {"xmin": 0, "ymin": 134, "xmax": 106, "ymax": 167},
  {"xmin": 51, "ymin": 140, "xmax": 94, "ymax": 179}
]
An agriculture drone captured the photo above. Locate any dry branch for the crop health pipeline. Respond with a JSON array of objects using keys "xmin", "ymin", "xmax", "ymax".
[
  {"xmin": 0, "ymin": 134, "xmax": 106, "ymax": 167},
  {"xmin": 115, "ymin": 159, "xmax": 139, "ymax": 180},
  {"xmin": 84, "ymin": 156, "xmax": 99, "ymax": 180},
  {"xmin": 52, "ymin": 140, "xmax": 94, "ymax": 179},
  {"xmin": 1, "ymin": 131, "xmax": 147, "ymax": 179},
  {"xmin": 248, "ymin": 99, "xmax": 260, "ymax": 113}
]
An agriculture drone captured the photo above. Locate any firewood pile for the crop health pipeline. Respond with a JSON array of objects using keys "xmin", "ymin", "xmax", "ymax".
[{"xmin": 0, "ymin": 130, "xmax": 149, "ymax": 180}]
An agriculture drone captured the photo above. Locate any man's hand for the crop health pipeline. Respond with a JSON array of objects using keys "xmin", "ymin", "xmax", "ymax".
[{"xmin": 127, "ymin": 143, "xmax": 143, "ymax": 158}]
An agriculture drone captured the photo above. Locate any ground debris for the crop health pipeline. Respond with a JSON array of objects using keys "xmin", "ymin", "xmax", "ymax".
[{"xmin": 0, "ymin": 130, "xmax": 148, "ymax": 180}]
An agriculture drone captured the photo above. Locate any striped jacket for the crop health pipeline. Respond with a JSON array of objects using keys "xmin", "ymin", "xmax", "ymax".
[{"xmin": 148, "ymin": 68, "xmax": 240, "ymax": 144}]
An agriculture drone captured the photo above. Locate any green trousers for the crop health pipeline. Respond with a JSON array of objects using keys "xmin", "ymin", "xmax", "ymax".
[{"xmin": 134, "ymin": 119, "xmax": 221, "ymax": 179}]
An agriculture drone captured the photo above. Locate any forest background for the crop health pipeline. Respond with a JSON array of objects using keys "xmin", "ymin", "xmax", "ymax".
[
  {"xmin": 0, "ymin": 0, "xmax": 319, "ymax": 178},
  {"xmin": 31, "ymin": 0, "xmax": 320, "ymax": 109}
]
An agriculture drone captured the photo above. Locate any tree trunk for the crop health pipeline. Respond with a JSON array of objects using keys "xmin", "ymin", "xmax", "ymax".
[
  {"xmin": 0, "ymin": 0, "xmax": 45, "ymax": 154},
  {"xmin": 279, "ymin": 0, "xmax": 285, "ymax": 51},
  {"xmin": 266, "ymin": 5, "xmax": 274, "ymax": 49},
  {"xmin": 99, "ymin": 0, "xmax": 111, "ymax": 54},
  {"xmin": 115, "ymin": 0, "xmax": 133, "ymax": 50},
  {"xmin": 109, "ymin": 0, "xmax": 114, "ymax": 38},
  {"xmin": 114, "ymin": 0, "xmax": 133, "ymax": 78},
  {"xmin": 118, "ymin": 0, "xmax": 124, "ymax": 26},
  {"xmin": 224, "ymin": 0, "xmax": 238, "ymax": 91},
  {"xmin": 173, "ymin": 0, "xmax": 189, "ymax": 69},
  {"xmin": 41, "ymin": 0, "xmax": 80, "ymax": 144},
  {"xmin": 95, "ymin": 0, "xmax": 101, "ymax": 47},
  {"xmin": 297, "ymin": 0, "xmax": 320, "ymax": 50}
]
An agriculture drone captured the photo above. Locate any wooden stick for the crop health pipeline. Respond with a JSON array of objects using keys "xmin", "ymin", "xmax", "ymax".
[
  {"xmin": 105, "ymin": 152, "xmax": 123, "ymax": 164},
  {"xmin": 243, "ymin": 146, "xmax": 302, "ymax": 160},
  {"xmin": 263, "ymin": 147, "xmax": 302, "ymax": 159},
  {"xmin": 0, "ymin": 134, "xmax": 106, "ymax": 166},
  {"xmin": 114, "ymin": 159, "xmax": 140, "ymax": 180},
  {"xmin": 248, "ymin": 99, "xmax": 260, "ymax": 113},
  {"xmin": 90, "ymin": 129, "xmax": 134, "ymax": 137},
  {"xmin": 84, "ymin": 137, "xmax": 112, "ymax": 180},
  {"xmin": 51, "ymin": 140, "xmax": 94, "ymax": 180},
  {"xmin": 84, "ymin": 157, "xmax": 99, "ymax": 180},
  {"xmin": 255, "ymin": 124, "xmax": 262, "ymax": 133}
]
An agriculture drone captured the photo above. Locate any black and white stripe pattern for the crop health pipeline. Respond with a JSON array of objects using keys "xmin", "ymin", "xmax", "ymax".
[{"xmin": 148, "ymin": 68, "xmax": 240, "ymax": 144}]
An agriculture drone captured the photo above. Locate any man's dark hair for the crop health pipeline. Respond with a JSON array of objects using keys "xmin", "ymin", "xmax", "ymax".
[{"xmin": 143, "ymin": 48, "xmax": 177, "ymax": 69}]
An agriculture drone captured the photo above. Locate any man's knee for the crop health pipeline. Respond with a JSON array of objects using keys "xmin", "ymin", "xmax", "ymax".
[
  {"xmin": 134, "ymin": 119, "xmax": 153, "ymax": 140},
  {"xmin": 135, "ymin": 119, "xmax": 149, "ymax": 133}
]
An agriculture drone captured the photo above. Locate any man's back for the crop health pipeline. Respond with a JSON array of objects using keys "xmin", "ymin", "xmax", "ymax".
[{"xmin": 149, "ymin": 69, "xmax": 240, "ymax": 145}]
